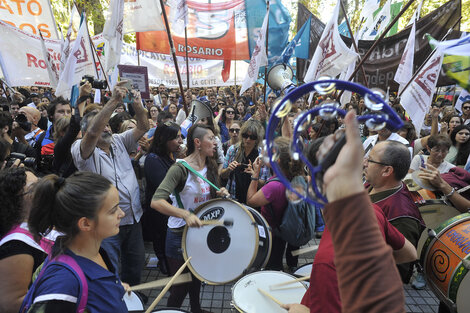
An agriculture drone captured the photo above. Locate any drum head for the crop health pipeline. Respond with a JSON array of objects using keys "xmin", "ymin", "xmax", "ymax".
[
  {"xmin": 293, "ymin": 263, "xmax": 312, "ymax": 278},
  {"xmin": 232, "ymin": 271, "xmax": 307, "ymax": 313},
  {"xmin": 417, "ymin": 202, "xmax": 461, "ymax": 256},
  {"xmin": 183, "ymin": 199, "xmax": 259, "ymax": 284},
  {"xmin": 123, "ymin": 291, "xmax": 144, "ymax": 311},
  {"xmin": 152, "ymin": 309, "xmax": 191, "ymax": 312}
]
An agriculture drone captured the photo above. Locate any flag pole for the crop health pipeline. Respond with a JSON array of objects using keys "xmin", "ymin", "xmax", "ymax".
[
  {"xmin": 184, "ymin": 26, "xmax": 190, "ymax": 90},
  {"xmin": 346, "ymin": 0, "xmax": 417, "ymax": 83},
  {"xmin": 137, "ymin": 49, "xmax": 141, "ymax": 66},
  {"xmin": 398, "ymin": 16, "xmax": 461, "ymax": 97},
  {"xmin": 159, "ymin": 0, "xmax": 188, "ymax": 116},
  {"xmin": 263, "ymin": 1, "xmax": 270, "ymax": 104},
  {"xmin": 234, "ymin": 11, "xmax": 238, "ymax": 102},
  {"xmin": 339, "ymin": 0, "xmax": 368, "ymax": 87}
]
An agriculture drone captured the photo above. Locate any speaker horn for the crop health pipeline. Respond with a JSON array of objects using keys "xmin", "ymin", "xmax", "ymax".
[{"xmin": 267, "ymin": 63, "xmax": 295, "ymax": 92}]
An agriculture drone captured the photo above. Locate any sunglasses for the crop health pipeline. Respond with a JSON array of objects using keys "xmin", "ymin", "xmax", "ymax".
[
  {"xmin": 463, "ymin": 107, "xmax": 470, "ymax": 110},
  {"xmin": 242, "ymin": 133, "xmax": 258, "ymax": 140},
  {"xmin": 226, "ymin": 111, "xmax": 235, "ymax": 114},
  {"xmin": 229, "ymin": 128, "xmax": 240, "ymax": 133}
]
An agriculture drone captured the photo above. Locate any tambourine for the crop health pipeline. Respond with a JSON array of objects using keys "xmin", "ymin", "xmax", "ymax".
[{"xmin": 265, "ymin": 78, "xmax": 404, "ymax": 206}]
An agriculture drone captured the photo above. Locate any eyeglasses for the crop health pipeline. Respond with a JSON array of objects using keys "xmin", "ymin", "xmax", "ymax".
[
  {"xmin": 365, "ymin": 157, "xmax": 390, "ymax": 167},
  {"xmin": 430, "ymin": 147, "xmax": 449, "ymax": 154},
  {"xmin": 226, "ymin": 111, "xmax": 235, "ymax": 114},
  {"xmin": 229, "ymin": 128, "xmax": 240, "ymax": 133},
  {"xmin": 242, "ymin": 133, "xmax": 258, "ymax": 140}
]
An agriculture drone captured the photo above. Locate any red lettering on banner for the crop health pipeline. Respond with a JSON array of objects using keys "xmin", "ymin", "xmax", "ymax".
[
  {"xmin": 10, "ymin": 0, "xmax": 25, "ymax": 15},
  {"xmin": 415, "ymin": 56, "xmax": 441, "ymax": 97},
  {"xmin": 27, "ymin": 53, "xmax": 38, "ymax": 67},
  {"xmin": 0, "ymin": 0, "xmax": 14, "ymax": 14},
  {"xmin": 27, "ymin": 0, "xmax": 41, "ymax": 16}
]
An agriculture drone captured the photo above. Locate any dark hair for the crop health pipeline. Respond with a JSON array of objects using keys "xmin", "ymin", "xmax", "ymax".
[
  {"xmin": 307, "ymin": 137, "xmax": 326, "ymax": 167},
  {"xmin": 234, "ymin": 120, "xmax": 264, "ymax": 163},
  {"xmin": 399, "ymin": 122, "xmax": 417, "ymax": 143},
  {"xmin": 0, "ymin": 167, "xmax": 29, "ymax": 237},
  {"xmin": 222, "ymin": 105, "xmax": 235, "ymax": 123},
  {"xmin": 47, "ymin": 97, "xmax": 71, "ymax": 122},
  {"xmin": 157, "ymin": 111, "xmax": 174, "ymax": 125},
  {"xmin": 108, "ymin": 111, "xmax": 132, "ymax": 134},
  {"xmin": 0, "ymin": 137, "xmax": 10, "ymax": 163},
  {"xmin": 274, "ymin": 137, "xmax": 303, "ymax": 180},
  {"xmin": 186, "ymin": 124, "xmax": 219, "ymax": 198},
  {"xmin": 380, "ymin": 141, "xmax": 411, "ymax": 181},
  {"xmin": 149, "ymin": 122, "xmax": 180, "ymax": 157},
  {"xmin": 28, "ymin": 172, "xmax": 113, "ymax": 256},
  {"xmin": 0, "ymin": 111, "xmax": 13, "ymax": 135},
  {"xmin": 443, "ymin": 113, "xmax": 463, "ymax": 129},
  {"xmin": 450, "ymin": 125, "xmax": 470, "ymax": 166},
  {"xmin": 427, "ymin": 134, "xmax": 451, "ymax": 150}
]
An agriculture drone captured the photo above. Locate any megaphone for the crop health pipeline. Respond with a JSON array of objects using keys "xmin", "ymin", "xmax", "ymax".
[
  {"xmin": 180, "ymin": 99, "xmax": 213, "ymax": 137},
  {"xmin": 267, "ymin": 63, "xmax": 295, "ymax": 93}
]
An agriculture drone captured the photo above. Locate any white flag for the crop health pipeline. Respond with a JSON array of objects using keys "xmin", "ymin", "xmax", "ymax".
[
  {"xmin": 240, "ymin": 10, "xmax": 269, "ymax": 96},
  {"xmin": 362, "ymin": 0, "xmax": 392, "ymax": 40},
  {"xmin": 124, "ymin": 0, "xmax": 165, "ymax": 33},
  {"xmin": 55, "ymin": 17, "xmax": 96, "ymax": 99},
  {"xmin": 39, "ymin": 31, "xmax": 59, "ymax": 88},
  {"xmin": 0, "ymin": 21, "xmax": 61, "ymax": 87},
  {"xmin": 359, "ymin": 0, "xmax": 380, "ymax": 22},
  {"xmin": 394, "ymin": 21, "xmax": 416, "ymax": 94},
  {"xmin": 455, "ymin": 90, "xmax": 470, "ymax": 113},
  {"xmin": 103, "ymin": 0, "xmax": 124, "ymax": 72},
  {"xmin": 400, "ymin": 51, "xmax": 443, "ymax": 133},
  {"xmin": 169, "ymin": 0, "xmax": 188, "ymax": 34},
  {"xmin": 407, "ymin": 0, "xmax": 424, "ymax": 26},
  {"xmin": 339, "ymin": 40, "xmax": 358, "ymax": 105},
  {"xmin": 304, "ymin": 1, "xmax": 358, "ymax": 83},
  {"xmin": 60, "ymin": 6, "xmax": 79, "ymax": 76}
]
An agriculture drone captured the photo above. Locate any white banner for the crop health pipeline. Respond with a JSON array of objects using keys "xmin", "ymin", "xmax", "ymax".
[
  {"xmin": 401, "ymin": 51, "xmax": 443, "ymax": 133},
  {"xmin": 394, "ymin": 21, "xmax": 416, "ymax": 94},
  {"xmin": 103, "ymin": 0, "xmax": 124, "ymax": 72},
  {"xmin": 0, "ymin": 21, "xmax": 61, "ymax": 87},
  {"xmin": 124, "ymin": 0, "xmax": 165, "ymax": 33},
  {"xmin": 0, "ymin": 0, "xmax": 59, "ymax": 39},
  {"xmin": 304, "ymin": 1, "xmax": 358, "ymax": 83},
  {"xmin": 119, "ymin": 44, "xmax": 248, "ymax": 87}
]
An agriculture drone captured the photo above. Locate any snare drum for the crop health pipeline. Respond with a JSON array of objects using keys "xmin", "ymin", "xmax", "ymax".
[
  {"xmin": 232, "ymin": 271, "xmax": 307, "ymax": 313},
  {"xmin": 417, "ymin": 200, "xmax": 461, "ymax": 256},
  {"xmin": 182, "ymin": 199, "xmax": 272, "ymax": 284},
  {"xmin": 422, "ymin": 213, "xmax": 470, "ymax": 312},
  {"xmin": 293, "ymin": 263, "xmax": 312, "ymax": 278},
  {"xmin": 123, "ymin": 291, "xmax": 144, "ymax": 311}
]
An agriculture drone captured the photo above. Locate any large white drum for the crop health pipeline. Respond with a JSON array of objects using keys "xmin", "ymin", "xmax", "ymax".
[
  {"xmin": 232, "ymin": 271, "xmax": 307, "ymax": 313},
  {"xmin": 182, "ymin": 199, "xmax": 272, "ymax": 284}
]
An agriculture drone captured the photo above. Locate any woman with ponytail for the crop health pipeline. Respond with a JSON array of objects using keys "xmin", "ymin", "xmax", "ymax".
[
  {"xmin": 21, "ymin": 172, "xmax": 128, "ymax": 313},
  {"xmin": 152, "ymin": 123, "xmax": 229, "ymax": 313},
  {"xmin": 246, "ymin": 137, "xmax": 304, "ymax": 271}
]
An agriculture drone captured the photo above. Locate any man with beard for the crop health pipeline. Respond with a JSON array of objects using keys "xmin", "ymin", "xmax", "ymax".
[{"xmin": 71, "ymin": 81, "xmax": 149, "ymax": 286}]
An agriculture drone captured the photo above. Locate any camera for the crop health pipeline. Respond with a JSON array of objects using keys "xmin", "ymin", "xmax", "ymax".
[
  {"xmin": 5, "ymin": 152, "xmax": 36, "ymax": 169},
  {"xmin": 15, "ymin": 113, "xmax": 32, "ymax": 132},
  {"xmin": 80, "ymin": 75, "xmax": 108, "ymax": 90}
]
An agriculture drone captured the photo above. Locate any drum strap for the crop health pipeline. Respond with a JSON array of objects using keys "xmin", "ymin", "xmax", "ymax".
[{"xmin": 177, "ymin": 160, "xmax": 220, "ymax": 191}]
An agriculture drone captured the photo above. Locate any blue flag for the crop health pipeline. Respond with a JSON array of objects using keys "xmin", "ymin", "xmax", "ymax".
[{"xmin": 294, "ymin": 17, "xmax": 311, "ymax": 60}]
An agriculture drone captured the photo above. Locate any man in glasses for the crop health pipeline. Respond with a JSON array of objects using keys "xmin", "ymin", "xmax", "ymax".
[
  {"xmin": 462, "ymin": 101, "xmax": 470, "ymax": 125},
  {"xmin": 364, "ymin": 141, "xmax": 425, "ymax": 284}
]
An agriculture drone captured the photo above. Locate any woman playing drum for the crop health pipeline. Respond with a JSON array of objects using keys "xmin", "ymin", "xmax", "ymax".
[{"xmin": 152, "ymin": 124, "xmax": 229, "ymax": 313}]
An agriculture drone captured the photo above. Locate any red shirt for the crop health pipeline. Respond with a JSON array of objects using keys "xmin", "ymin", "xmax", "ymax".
[{"xmin": 301, "ymin": 204, "xmax": 405, "ymax": 313}]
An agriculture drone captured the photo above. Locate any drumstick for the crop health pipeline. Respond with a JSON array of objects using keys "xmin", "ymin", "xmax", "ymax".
[
  {"xmin": 129, "ymin": 272, "xmax": 192, "ymax": 291},
  {"xmin": 269, "ymin": 276, "xmax": 310, "ymax": 290},
  {"xmin": 145, "ymin": 257, "xmax": 192, "ymax": 313},
  {"xmin": 291, "ymin": 245, "xmax": 319, "ymax": 256},
  {"xmin": 258, "ymin": 288, "xmax": 285, "ymax": 307},
  {"xmin": 200, "ymin": 219, "xmax": 234, "ymax": 226}
]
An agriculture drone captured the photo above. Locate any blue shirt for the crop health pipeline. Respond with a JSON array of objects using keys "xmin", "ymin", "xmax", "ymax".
[{"xmin": 31, "ymin": 248, "xmax": 127, "ymax": 313}]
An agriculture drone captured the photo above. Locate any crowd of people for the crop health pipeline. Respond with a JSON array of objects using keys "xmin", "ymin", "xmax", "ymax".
[{"xmin": 0, "ymin": 79, "xmax": 469, "ymax": 313}]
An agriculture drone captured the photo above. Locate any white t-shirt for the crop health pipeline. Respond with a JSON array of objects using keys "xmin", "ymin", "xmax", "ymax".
[
  {"xmin": 168, "ymin": 160, "xmax": 211, "ymax": 229},
  {"xmin": 409, "ymin": 154, "xmax": 455, "ymax": 173}
]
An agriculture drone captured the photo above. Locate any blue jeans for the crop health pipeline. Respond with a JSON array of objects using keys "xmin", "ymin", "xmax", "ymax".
[{"xmin": 101, "ymin": 221, "xmax": 145, "ymax": 286}]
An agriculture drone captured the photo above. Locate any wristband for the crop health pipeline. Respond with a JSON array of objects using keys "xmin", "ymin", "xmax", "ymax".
[
  {"xmin": 251, "ymin": 176, "xmax": 259, "ymax": 181},
  {"xmin": 445, "ymin": 187, "xmax": 455, "ymax": 199}
]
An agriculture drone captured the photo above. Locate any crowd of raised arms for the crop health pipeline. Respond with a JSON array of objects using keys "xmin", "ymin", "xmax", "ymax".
[{"xmin": 0, "ymin": 80, "xmax": 470, "ymax": 313}]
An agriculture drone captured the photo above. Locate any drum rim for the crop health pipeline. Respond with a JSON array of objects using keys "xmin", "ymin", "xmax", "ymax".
[
  {"xmin": 421, "ymin": 213, "xmax": 470, "ymax": 306},
  {"xmin": 246, "ymin": 207, "xmax": 273, "ymax": 269},
  {"xmin": 182, "ymin": 198, "xmax": 260, "ymax": 285},
  {"xmin": 231, "ymin": 270, "xmax": 308, "ymax": 312}
]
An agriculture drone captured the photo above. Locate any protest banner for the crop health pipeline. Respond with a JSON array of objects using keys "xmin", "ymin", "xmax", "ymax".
[
  {"xmin": 136, "ymin": 0, "xmax": 290, "ymax": 61},
  {"xmin": 0, "ymin": 0, "xmax": 59, "ymax": 39},
  {"xmin": 117, "ymin": 65, "xmax": 150, "ymax": 99},
  {"xmin": 0, "ymin": 20, "xmax": 61, "ymax": 87},
  {"xmin": 119, "ymin": 44, "xmax": 248, "ymax": 87},
  {"xmin": 297, "ymin": 0, "xmax": 461, "ymax": 90}
]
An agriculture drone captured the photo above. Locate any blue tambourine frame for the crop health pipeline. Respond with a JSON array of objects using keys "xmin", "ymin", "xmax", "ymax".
[{"xmin": 265, "ymin": 79, "xmax": 404, "ymax": 206}]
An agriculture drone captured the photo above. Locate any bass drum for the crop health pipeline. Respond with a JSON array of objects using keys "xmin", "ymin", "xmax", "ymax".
[
  {"xmin": 417, "ymin": 200, "xmax": 461, "ymax": 256},
  {"xmin": 232, "ymin": 271, "xmax": 307, "ymax": 313},
  {"xmin": 421, "ymin": 213, "xmax": 470, "ymax": 312},
  {"xmin": 182, "ymin": 199, "xmax": 272, "ymax": 285}
]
